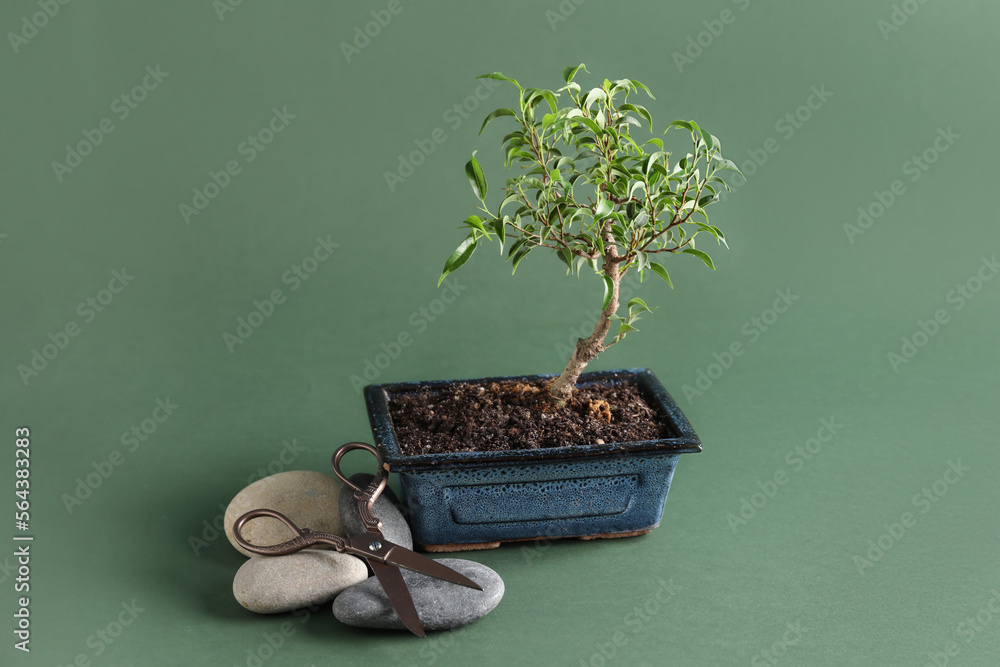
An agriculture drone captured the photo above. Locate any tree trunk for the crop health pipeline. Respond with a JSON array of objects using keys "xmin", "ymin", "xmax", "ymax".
[{"xmin": 548, "ymin": 233, "xmax": 620, "ymax": 407}]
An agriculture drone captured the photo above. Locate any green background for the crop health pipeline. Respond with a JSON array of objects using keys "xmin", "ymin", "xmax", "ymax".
[{"xmin": 2, "ymin": 0, "xmax": 999, "ymax": 665}]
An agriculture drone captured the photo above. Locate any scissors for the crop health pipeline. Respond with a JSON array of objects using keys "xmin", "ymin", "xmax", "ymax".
[{"xmin": 233, "ymin": 442, "xmax": 482, "ymax": 637}]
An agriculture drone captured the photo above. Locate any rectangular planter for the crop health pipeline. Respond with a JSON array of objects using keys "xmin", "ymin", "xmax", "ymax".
[{"xmin": 364, "ymin": 368, "xmax": 701, "ymax": 551}]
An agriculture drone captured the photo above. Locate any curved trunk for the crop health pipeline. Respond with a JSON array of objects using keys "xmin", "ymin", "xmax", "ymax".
[{"xmin": 548, "ymin": 233, "xmax": 621, "ymax": 407}]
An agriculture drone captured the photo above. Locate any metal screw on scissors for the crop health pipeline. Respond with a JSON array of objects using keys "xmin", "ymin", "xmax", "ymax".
[{"xmin": 233, "ymin": 442, "xmax": 482, "ymax": 637}]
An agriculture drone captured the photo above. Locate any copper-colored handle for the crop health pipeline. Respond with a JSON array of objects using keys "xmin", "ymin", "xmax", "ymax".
[
  {"xmin": 331, "ymin": 442, "xmax": 387, "ymax": 533},
  {"xmin": 233, "ymin": 509, "xmax": 344, "ymax": 556}
]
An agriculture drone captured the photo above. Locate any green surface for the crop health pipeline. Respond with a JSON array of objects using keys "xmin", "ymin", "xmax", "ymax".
[{"xmin": 2, "ymin": 1, "xmax": 999, "ymax": 665}]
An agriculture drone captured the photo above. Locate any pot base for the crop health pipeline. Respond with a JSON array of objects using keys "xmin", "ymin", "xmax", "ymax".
[{"xmin": 418, "ymin": 525, "xmax": 657, "ymax": 553}]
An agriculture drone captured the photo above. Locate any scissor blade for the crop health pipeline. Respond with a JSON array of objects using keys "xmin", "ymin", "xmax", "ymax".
[
  {"xmin": 369, "ymin": 561, "xmax": 425, "ymax": 637},
  {"xmin": 384, "ymin": 547, "xmax": 484, "ymax": 591}
]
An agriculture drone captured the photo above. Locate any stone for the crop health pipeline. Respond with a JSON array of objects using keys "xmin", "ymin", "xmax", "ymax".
[
  {"xmin": 332, "ymin": 558, "xmax": 503, "ymax": 631},
  {"xmin": 224, "ymin": 470, "xmax": 344, "ymax": 557},
  {"xmin": 233, "ymin": 551, "xmax": 368, "ymax": 613},
  {"xmin": 339, "ymin": 473, "xmax": 413, "ymax": 551}
]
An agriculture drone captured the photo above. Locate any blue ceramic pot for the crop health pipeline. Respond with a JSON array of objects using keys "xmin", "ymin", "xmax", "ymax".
[{"xmin": 364, "ymin": 368, "xmax": 701, "ymax": 551}]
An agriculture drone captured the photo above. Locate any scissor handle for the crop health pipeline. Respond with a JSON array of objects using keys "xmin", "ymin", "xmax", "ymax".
[
  {"xmin": 331, "ymin": 442, "xmax": 388, "ymax": 533},
  {"xmin": 233, "ymin": 508, "xmax": 345, "ymax": 556}
]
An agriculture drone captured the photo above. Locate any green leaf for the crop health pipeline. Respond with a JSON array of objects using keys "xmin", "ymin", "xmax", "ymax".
[
  {"xmin": 583, "ymin": 87, "xmax": 606, "ymax": 110},
  {"xmin": 621, "ymin": 132, "xmax": 644, "ymax": 155},
  {"xmin": 616, "ymin": 321, "xmax": 639, "ymax": 336},
  {"xmin": 682, "ymin": 248, "xmax": 716, "ymax": 270},
  {"xmin": 642, "ymin": 151, "xmax": 667, "ymax": 178},
  {"xmin": 700, "ymin": 127, "xmax": 714, "ymax": 152},
  {"xmin": 627, "ymin": 297, "xmax": 652, "ymax": 314},
  {"xmin": 649, "ymin": 262, "xmax": 673, "ymax": 288},
  {"xmin": 593, "ymin": 230, "xmax": 605, "ymax": 256},
  {"xmin": 498, "ymin": 193, "xmax": 520, "ymax": 213},
  {"xmin": 601, "ymin": 275, "xmax": 614, "ymax": 311},
  {"xmin": 714, "ymin": 159, "xmax": 744, "ymax": 177},
  {"xmin": 524, "ymin": 88, "xmax": 558, "ymax": 113},
  {"xmin": 438, "ymin": 236, "xmax": 477, "ymax": 286},
  {"xmin": 462, "ymin": 215, "xmax": 488, "ymax": 234},
  {"xmin": 539, "ymin": 90, "xmax": 559, "ymax": 114},
  {"xmin": 575, "ymin": 115, "xmax": 604, "ymax": 136},
  {"xmin": 511, "ymin": 247, "xmax": 531, "ymax": 273},
  {"xmin": 479, "ymin": 108, "xmax": 517, "ymax": 136},
  {"xmin": 507, "ymin": 237, "xmax": 527, "ymax": 259},
  {"xmin": 666, "ymin": 120, "xmax": 693, "ymax": 133},
  {"xmin": 634, "ymin": 249, "xmax": 650, "ymax": 271},
  {"xmin": 619, "ymin": 115, "xmax": 642, "ymax": 130},
  {"xmin": 708, "ymin": 179, "xmax": 732, "ymax": 194},
  {"xmin": 688, "ymin": 120, "xmax": 704, "ymax": 145},
  {"xmin": 619, "ymin": 103, "xmax": 652, "ymax": 131},
  {"xmin": 491, "ymin": 217, "xmax": 506, "ymax": 250},
  {"xmin": 698, "ymin": 194, "xmax": 720, "ymax": 208},
  {"xmin": 695, "ymin": 222, "xmax": 728, "ymax": 248},
  {"xmin": 506, "ymin": 147, "xmax": 535, "ymax": 165},
  {"xmin": 477, "ymin": 72, "xmax": 522, "ymax": 90},
  {"xmin": 595, "ymin": 196, "xmax": 612, "ymax": 219},
  {"xmin": 629, "ymin": 79, "xmax": 655, "ymax": 100},
  {"xmin": 557, "ymin": 247, "xmax": 573, "ymax": 270},
  {"xmin": 563, "ymin": 63, "xmax": 588, "ymax": 83},
  {"xmin": 501, "ymin": 130, "xmax": 525, "ymax": 145},
  {"xmin": 465, "ymin": 152, "xmax": 488, "ymax": 201}
]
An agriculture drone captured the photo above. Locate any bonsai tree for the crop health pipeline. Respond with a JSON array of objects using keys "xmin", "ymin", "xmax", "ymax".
[{"xmin": 439, "ymin": 65, "xmax": 742, "ymax": 407}]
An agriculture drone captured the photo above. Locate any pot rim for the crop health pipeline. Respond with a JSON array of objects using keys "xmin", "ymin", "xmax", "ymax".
[{"xmin": 364, "ymin": 368, "xmax": 702, "ymax": 472}]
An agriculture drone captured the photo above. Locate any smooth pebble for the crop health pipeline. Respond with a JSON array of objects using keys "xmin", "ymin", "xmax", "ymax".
[
  {"xmin": 224, "ymin": 470, "xmax": 344, "ymax": 557},
  {"xmin": 339, "ymin": 473, "xmax": 413, "ymax": 551},
  {"xmin": 332, "ymin": 558, "xmax": 503, "ymax": 631},
  {"xmin": 233, "ymin": 550, "xmax": 368, "ymax": 613}
]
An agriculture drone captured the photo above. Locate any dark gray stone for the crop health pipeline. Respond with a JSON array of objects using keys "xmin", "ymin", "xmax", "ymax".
[
  {"xmin": 332, "ymin": 558, "xmax": 503, "ymax": 631},
  {"xmin": 339, "ymin": 473, "xmax": 412, "ymax": 551}
]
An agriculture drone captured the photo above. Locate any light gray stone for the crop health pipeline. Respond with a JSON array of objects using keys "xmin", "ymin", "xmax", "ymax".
[
  {"xmin": 233, "ymin": 550, "xmax": 368, "ymax": 613},
  {"xmin": 339, "ymin": 473, "xmax": 413, "ymax": 551},
  {"xmin": 332, "ymin": 558, "xmax": 503, "ymax": 631},
  {"xmin": 224, "ymin": 470, "xmax": 344, "ymax": 557}
]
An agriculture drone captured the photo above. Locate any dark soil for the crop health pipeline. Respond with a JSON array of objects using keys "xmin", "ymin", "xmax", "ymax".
[{"xmin": 387, "ymin": 378, "xmax": 674, "ymax": 455}]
